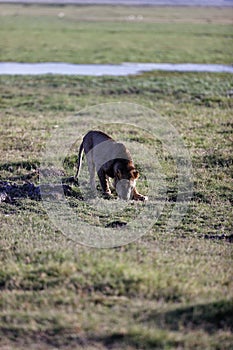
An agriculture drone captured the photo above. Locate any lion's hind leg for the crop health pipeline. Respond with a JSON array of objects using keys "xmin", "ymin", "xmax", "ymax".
[{"xmin": 86, "ymin": 153, "xmax": 97, "ymax": 196}]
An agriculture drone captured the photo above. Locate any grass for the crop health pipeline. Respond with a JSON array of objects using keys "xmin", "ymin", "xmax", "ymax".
[
  {"xmin": 0, "ymin": 4, "xmax": 233, "ymax": 350},
  {"xmin": 1, "ymin": 72, "xmax": 232, "ymax": 349},
  {"xmin": 0, "ymin": 4, "xmax": 233, "ymax": 64}
]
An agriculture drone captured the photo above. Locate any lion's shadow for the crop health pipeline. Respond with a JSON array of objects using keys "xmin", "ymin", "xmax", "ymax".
[{"xmin": 1, "ymin": 180, "xmax": 84, "ymax": 203}]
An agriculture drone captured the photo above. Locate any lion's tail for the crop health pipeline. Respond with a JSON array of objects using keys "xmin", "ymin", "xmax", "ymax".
[{"xmin": 74, "ymin": 141, "xmax": 84, "ymax": 180}]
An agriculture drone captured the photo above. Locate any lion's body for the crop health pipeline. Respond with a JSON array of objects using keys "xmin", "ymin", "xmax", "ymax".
[{"xmin": 75, "ymin": 130, "xmax": 147, "ymax": 201}]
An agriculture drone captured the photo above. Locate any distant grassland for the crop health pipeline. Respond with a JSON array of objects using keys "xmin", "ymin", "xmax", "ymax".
[
  {"xmin": 0, "ymin": 4, "xmax": 233, "ymax": 350},
  {"xmin": 0, "ymin": 4, "xmax": 233, "ymax": 63}
]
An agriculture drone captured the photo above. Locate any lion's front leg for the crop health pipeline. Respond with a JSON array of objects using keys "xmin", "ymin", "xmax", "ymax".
[
  {"xmin": 97, "ymin": 169, "xmax": 112, "ymax": 199},
  {"xmin": 132, "ymin": 187, "xmax": 148, "ymax": 201}
]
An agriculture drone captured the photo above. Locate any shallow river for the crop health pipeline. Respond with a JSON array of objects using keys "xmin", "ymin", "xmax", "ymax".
[
  {"xmin": 0, "ymin": 1, "xmax": 231, "ymax": 6},
  {"xmin": 1, "ymin": 62, "xmax": 233, "ymax": 76}
]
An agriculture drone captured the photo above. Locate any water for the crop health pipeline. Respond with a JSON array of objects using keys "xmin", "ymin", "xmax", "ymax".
[
  {"xmin": 0, "ymin": 1, "xmax": 232, "ymax": 6},
  {"xmin": 0, "ymin": 62, "xmax": 233, "ymax": 76}
]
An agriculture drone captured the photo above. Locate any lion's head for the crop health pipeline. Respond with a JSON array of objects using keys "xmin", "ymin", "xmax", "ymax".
[{"xmin": 114, "ymin": 167, "xmax": 139, "ymax": 200}]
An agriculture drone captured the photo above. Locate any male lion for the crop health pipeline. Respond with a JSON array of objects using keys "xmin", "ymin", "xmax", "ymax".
[{"xmin": 74, "ymin": 130, "xmax": 147, "ymax": 201}]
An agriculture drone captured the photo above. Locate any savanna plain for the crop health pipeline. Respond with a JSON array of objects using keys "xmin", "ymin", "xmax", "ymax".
[{"xmin": 0, "ymin": 4, "xmax": 233, "ymax": 350}]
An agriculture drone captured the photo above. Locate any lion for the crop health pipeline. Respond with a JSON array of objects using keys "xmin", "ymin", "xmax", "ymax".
[{"xmin": 74, "ymin": 130, "xmax": 147, "ymax": 201}]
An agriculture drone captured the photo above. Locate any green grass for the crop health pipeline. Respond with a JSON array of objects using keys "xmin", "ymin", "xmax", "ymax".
[
  {"xmin": 0, "ymin": 4, "xmax": 233, "ymax": 64},
  {"xmin": 1, "ymin": 4, "xmax": 233, "ymax": 350},
  {"xmin": 1, "ymin": 72, "xmax": 232, "ymax": 349}
]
